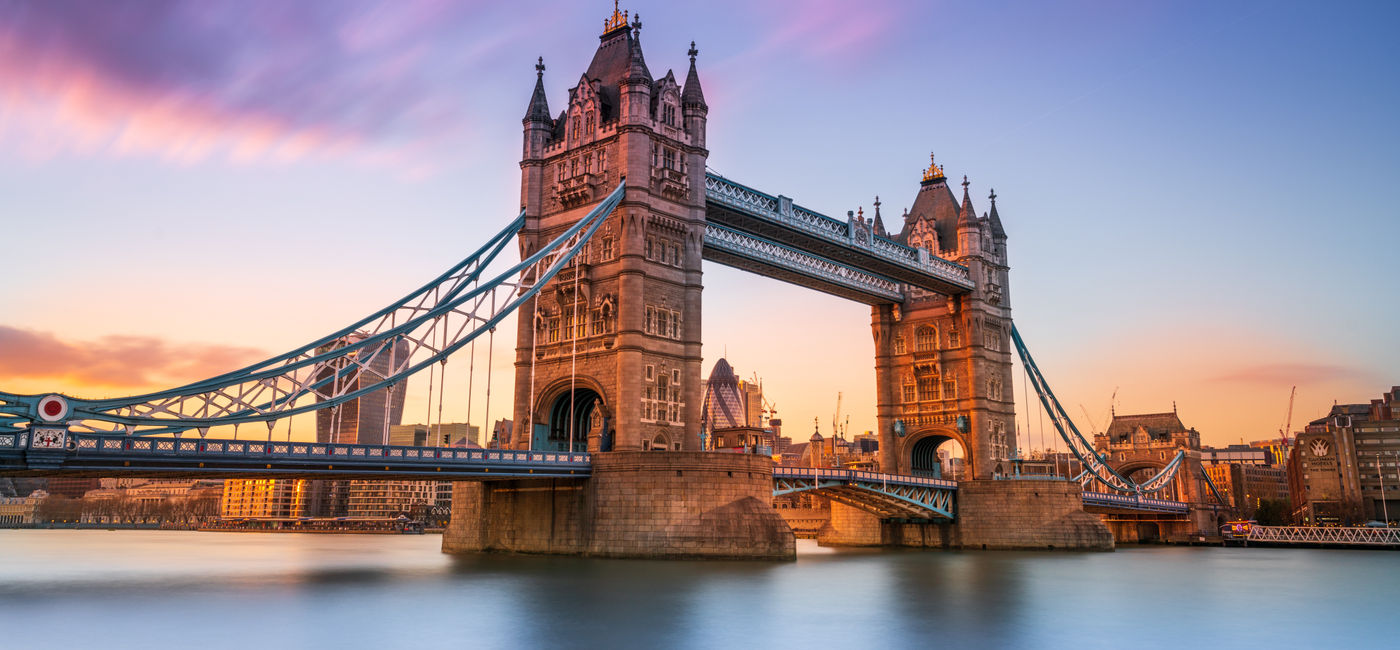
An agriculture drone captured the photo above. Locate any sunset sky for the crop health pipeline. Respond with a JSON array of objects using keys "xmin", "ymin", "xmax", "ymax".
[{"xmin": 1, "ymin": 0, "xmax": 1396, "ymax": 449}]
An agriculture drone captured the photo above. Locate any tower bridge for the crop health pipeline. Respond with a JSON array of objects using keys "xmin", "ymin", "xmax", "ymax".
[{"xmin": 0, "ymin": 8, "xmax": 1214, "ymax": 557}]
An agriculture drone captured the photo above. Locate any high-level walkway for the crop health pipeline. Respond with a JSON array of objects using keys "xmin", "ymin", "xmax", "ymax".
[{"xmin": 703, "ymin": 173, "xmax": 974, "ymax": 304}]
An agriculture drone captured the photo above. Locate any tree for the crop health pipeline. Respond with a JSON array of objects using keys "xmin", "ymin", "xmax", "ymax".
[{"xmin": 1254, "ymin": 498, "xmax": 1290, "ymax": 526}]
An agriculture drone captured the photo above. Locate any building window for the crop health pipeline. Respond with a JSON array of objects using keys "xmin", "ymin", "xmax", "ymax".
[
  {"xmin": 547, "ymin": 318, "xmax": 560, "ymax": 343},
  {"xmin": 949, "ymin": 329, "xmax": 961, "ymax": 348},
  {"xmin": 645, "ymin": 365, "xmax": 655, "ymax": 382},
  {"xmin": 585, "ymin": 111, "xmax": 594, "ymax": 133},
  {"xmin": 988, "ymin": 377, "xmax": 1002, "ymax": 401},
  {"xmin": 590, "ymin": 309, "xmax": 605, "ymax": 336},
  {"xmin": 600, "ymin": 236, "xmax": 614, "ymax": 260},
  {"xmin": 918, "ymin": 376, "xmax": 939, "ymax": 402},
  {"xmin": 651, "ymin": 144, "xmax": 659, "ymax": 168},
  {"xmin": 943, "ymin": 379, "xmax": 957, "ymax": 400},
  {"xmin": 663, "ymin": 148, "xmax": 676, "ymax": 171},
  {"xmin": 902, "ymin": 384, "xmax": 916, "ymax": 403},
  {"xmin": 984, "ymin": 326, "xmax": 1002, "ymax": 352},
  {"xmin": 894, "ymin": 337, "xmax": 906, "ymax": 355},
  {"xmin": 915, "ymin": 326, "xmax": 937, "ymax": 352},
  {"xmin": 583, "ymin": 153, "xmax": 592, "ymax": 175}
]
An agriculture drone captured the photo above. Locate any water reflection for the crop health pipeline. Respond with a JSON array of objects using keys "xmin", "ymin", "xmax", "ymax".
[{"xmin": 2, "ymin": 532, "xmax": 1399, "ymax": 649}]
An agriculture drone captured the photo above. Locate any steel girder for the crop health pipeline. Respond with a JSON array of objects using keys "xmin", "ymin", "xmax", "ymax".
[
  {"xmin": 1010, "ymin": 324, "xmax": 1185, "ymax": 496},
  {"xmin": 773, "ymin": 467, "xmax": 956, "ymax": 519},
  {"xmin": 0, "ymin": 184, "xmax": 627, "ymax": 437}
]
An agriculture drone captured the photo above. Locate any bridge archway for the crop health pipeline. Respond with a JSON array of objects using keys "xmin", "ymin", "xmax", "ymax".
[
  {"xmin": 534, "ymin": 377, "xmax": 609, "ymax": 453},
  {"xmin": 904, "ymin": 430, "xmax": 969, "ymax": 480}
]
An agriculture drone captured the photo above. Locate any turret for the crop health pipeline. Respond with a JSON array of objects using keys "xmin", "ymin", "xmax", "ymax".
[
  {"xmin": 620, "ymin": 15, "xmax": 652, "ymax": 125},
  {"xmin": 682, "ymin": 42, "xmax": 708, "ymax": 147},
  {"xmin": 522, "ymin": 58, "xmax": 553, "ymax": 161},
  {"xmin": 956, "ymin": 175, "xmax": 980, "ymax": 257}
]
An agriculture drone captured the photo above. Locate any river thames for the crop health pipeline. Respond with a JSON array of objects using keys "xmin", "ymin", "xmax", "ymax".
[{"xmin": 1, "ymin": 530, "xmax": 1397, "ymax": 649}]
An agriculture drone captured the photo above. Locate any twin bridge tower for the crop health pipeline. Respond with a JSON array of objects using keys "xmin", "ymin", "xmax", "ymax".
[{"xmin": 513, "ymin": 13, "xmax": 1016, "ymax": 480}]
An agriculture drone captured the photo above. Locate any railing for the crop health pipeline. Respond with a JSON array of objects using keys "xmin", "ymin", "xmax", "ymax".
[
  {"xmin": 1081, "ymin": 491, "xmax": 1188, "ymax": 513},
  {"xmin": 704, "ymin": 174, "xmax": 972, "ymax": 288},
  {"xmin": 773, "ymin": 467, "xmax": 958, "ymax": 490},
  {"xmin": 1247, "ymin": 525, "xmax": 1400, "ymax": 546}
]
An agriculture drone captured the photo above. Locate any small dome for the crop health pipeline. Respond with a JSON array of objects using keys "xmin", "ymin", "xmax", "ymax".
[{"xmin": 809, "ymin": 432, "xmax": 824, "ymax": 442}]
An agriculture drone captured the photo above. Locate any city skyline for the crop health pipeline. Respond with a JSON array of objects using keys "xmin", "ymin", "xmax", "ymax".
[{"xmin": 2, "ymin": 1, "xmax": 1397, "ymax": 448}]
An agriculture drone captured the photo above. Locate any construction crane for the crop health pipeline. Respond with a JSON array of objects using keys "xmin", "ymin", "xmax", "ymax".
[
  {"xmin": 1279, "ymin": 386, "xmax": 1297, "ymax": 462},
  {"xmin": 1079, "ymin": 404, "xmax": 1102, "ymax": 436},
  {"xmin": 832, "ymin": 392, "xmax": 844, "ymax": 440}
]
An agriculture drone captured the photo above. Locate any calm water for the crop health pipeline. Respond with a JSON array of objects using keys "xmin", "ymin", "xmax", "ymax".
[{"xmin": 1, "ymin": 531, "xmax": 1396, "ymax": 649}]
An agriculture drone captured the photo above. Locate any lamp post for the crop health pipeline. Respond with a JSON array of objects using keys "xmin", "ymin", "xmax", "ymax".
[{"xmin": 1379, "ymin": 452, "xmax": 1390, "ymax": 523}]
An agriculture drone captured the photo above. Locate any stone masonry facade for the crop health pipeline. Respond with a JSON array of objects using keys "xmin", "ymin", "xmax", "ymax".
[{"xmin": 442, "ymin": 451, "xmax": 795, "ymax": 559}]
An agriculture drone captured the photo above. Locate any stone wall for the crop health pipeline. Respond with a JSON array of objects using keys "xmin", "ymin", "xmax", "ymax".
[
  {"xmin": 442, "ymin": 451, "xmax": 795, "ymax": 560},
  {"xmin": 817, "ymin": 480, "xmax": 1113, "ymax": 551}
]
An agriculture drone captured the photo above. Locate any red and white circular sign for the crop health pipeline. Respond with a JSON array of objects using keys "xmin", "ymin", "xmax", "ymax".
[{"xmin": 36, "ymin": 395, "xmax": 69, "ymax": 422}]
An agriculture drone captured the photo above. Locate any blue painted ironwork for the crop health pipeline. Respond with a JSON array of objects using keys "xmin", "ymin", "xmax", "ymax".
[
  {"xmin": 773, "ymin": 467, "xmax": 956, "ymax": 519},
  {"xmin": 1081, "ymin": 491, "xmax": 1189, "ymax": 514},
  {"xmin": 702, "ymin": 223, "xmax": 904, "ymax": 303},
  {"xmin": 704, "ymin": 173, "xmax": 974, "ymax": 293},
  {"xmin": 0, "ymin": 431, "xmax": 590, "ymax": 480},
  {"xmin": 0, "ymin": 183, "xmax": 627, "ymax": 437},
  {"xmin": 1010, "ymin": 324, "xmax": 1185, "ymax": 495}
]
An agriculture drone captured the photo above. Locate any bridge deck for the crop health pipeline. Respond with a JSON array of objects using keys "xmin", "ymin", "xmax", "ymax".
[
  {"xmin": 0, "ymin": 434, "xmax": 590, "ymax": 480},
  {"xmin": 1081, "ymin": 491, "xmax": 1189, "ymax": 514}
]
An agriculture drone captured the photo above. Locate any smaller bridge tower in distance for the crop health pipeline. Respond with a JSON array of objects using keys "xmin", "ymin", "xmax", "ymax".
[
  {"xmin": 514, "ymin": 7, "xmax": 709, "ymax": 453},
  {"xmin": 873, "ymin": 159, "xmax": 1016, "ymax": 479}
]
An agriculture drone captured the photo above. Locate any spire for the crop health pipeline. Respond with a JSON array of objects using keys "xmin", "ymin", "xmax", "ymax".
[
  {"xmin": 957, "ymin": 175, "xmax": 976, "ymax": 227},
  {"xmin": 872, "ymin": 195, "xmax": 887, "ymax": 236},
  {"xmin": 523, "ymin": 57, "xmax": 551, "ymax": 124},
  {"xmin": 625, "ymin": 14, "xmax": 651, "ymax": 83},
  {"xmin": 987, "ymin": 188, "xmax": 1006, "ymax": 238},
  {"xmin": 682, "ymin": 41, "xmax": 707, "ymax": 109}
]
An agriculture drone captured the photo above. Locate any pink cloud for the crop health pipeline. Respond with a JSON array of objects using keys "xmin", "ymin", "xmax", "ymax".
[{"xmin": 0, "ymin": 325, "xmax": 266, "ymax": 392}]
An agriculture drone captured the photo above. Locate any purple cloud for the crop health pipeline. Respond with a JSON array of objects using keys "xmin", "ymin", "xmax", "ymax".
[
  {"xmin": 0, "ymin": 0, "xmax": 506, "ymax": 167},
  {"xmin": 0, "ymin": 325, "xmax": 267, "ymax": 391}
]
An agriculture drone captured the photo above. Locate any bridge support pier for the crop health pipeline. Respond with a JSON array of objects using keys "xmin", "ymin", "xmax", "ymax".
[
  {"xmin": 820, "ymin": 481, "xmax": 1113, "ymax": 551},
  {"xmin": 442, "ymin": 451, "xmax": 796, "ymax": 560}
]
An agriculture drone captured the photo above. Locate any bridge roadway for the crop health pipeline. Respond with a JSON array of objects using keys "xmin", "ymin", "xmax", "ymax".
[{"xmin": 1, "ymin": 432, "xmax": 1186, "ymax": 517}]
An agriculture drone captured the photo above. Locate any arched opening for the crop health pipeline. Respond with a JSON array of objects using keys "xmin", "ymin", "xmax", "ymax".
[
  {"xmin": 1135, "ymin": 522, "xmax": 1161, "ymax": 542},
  {"xmin": 910, "ymin": 435, "xmax": 966, "ymax": 480},
  {"xmin": 538, "ymin": 388, "xmax": 600, "ymax": 453},
  {"xmin": 644, "ymin": 433, "xmax": 672, "ymax": 451}
]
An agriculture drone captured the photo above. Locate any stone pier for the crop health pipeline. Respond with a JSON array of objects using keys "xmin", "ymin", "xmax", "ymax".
[
  {"xmin": 819, "ymin": 480, "xmax": 1113, "ymax": 551},
  {"xmin": 442, "ymin": 451, "xmax": 795, "ymax": 560}
]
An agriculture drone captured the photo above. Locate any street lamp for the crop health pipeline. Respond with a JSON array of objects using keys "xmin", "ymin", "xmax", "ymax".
[{"xmin": 1379, "ymin": 451, "xmax": 1390, "ymax": 524}]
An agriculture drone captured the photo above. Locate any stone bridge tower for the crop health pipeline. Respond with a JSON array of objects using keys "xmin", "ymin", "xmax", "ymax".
[
  {"xmin": 513, "ymin": 8, "xmax": 708, "ymax": 453},
  {"xmin": 872, "ymin": 159, "xmax": 1016, "ymax": 479}
]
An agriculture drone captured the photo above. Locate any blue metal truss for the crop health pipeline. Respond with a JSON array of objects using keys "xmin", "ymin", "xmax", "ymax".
[
  {"xmin": 0, "ymin": 184, "xmax": 627, "ymax": 437},
  {"xmin": 773, "ymin": 467, "xmax": 956, "ymax": 520}
]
